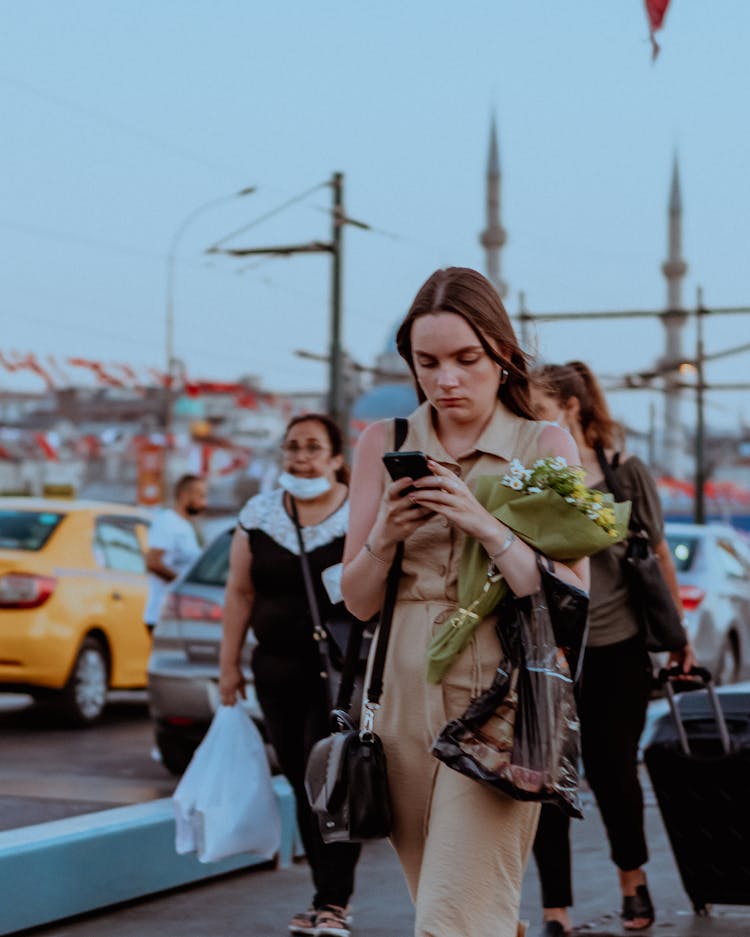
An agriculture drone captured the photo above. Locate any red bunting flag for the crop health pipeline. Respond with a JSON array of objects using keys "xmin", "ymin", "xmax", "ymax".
[{"xmin": 645, "ymin": 0, "xmax": 672, "ymax": 60}]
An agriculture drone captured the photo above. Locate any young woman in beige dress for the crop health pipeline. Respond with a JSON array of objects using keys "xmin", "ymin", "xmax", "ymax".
[{"xmin": 341, "ymin": 268, "xmax": 590, "ymax": 937}]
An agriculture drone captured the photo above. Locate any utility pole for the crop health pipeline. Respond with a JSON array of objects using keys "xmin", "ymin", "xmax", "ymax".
[
  {"xmin": 208, "ymin": 173, "xmax": 368, "ymax": 434},
  {"xmin": 329, "ymin": 173, "xmax": 344, "ymax": 426},
  {"xmin": 694, "ymin": 288, "xmax": 707, "ymax": 524},
  {"xmin": 518, "ymin": 291, "xmax": 531, "ymax": 352},
  {"xmin": 648, "ymin": 401, "xmax": 657, "ymax": 468}
]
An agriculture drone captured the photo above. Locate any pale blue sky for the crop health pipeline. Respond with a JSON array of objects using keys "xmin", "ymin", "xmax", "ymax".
[{"xmin": 1, "ymin": 1, "xmax": 748, "ymax": 431}]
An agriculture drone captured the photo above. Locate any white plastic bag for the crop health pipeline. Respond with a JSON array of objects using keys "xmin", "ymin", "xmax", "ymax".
[{"xmin": 172, "ymin": 703, "xmax": 281, "ymax": 863}]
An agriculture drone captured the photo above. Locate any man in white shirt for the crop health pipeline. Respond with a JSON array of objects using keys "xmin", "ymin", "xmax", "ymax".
[{"xmin": 144, "ymin": 474, "xmax": 208, "ymax": 633}]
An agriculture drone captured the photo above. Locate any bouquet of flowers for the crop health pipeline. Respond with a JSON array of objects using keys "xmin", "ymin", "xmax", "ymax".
[{"xmin": 426, "ymin": 456, "xmax": 631, "ymax": 684}]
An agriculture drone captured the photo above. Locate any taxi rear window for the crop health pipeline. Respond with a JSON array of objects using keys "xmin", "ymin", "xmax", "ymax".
[{"xmin": 0, "ymin": 511, "xmax": 64, "ymax": 551}]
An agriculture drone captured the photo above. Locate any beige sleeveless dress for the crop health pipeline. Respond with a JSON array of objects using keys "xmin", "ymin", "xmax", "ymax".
[{"xmin": 373, "ymin": 400, "xmax": 550, "ymax": 937}]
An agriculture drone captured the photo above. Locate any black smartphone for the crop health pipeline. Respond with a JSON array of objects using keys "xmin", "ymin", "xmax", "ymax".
[{"xmin": 382, "ymin": 450, "xmax": 433, "ymax": 495}]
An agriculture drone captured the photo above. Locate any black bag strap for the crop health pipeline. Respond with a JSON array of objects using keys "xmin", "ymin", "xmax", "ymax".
[
  {"xmin": 593, "ymin": 444, "xmax": 645, "ymax": 537},
  {"xmin": 289, "ymin": 497, "xmax": 328, "ymax": 643},
  {"xmin": 292, "ymin": 497, "xmax": 365, "ymax": 711},
  {"xmin": 365, "ymin": 417, "xmax": 408, "ymax": 709},
  {"xmin": 289, "ymin": 496, "xmax": 342, "ymax": 710},
  {"xmin": 290, "ymin": 416, "xmax": 408, "ymax": 716}
]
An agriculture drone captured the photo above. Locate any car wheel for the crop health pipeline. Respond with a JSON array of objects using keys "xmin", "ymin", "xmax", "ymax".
[
  {"xmin": 60, "ymin": 636, "xmax": 110, "ymax": 726},
  {"xmin": 155, "ymin": 730, "xmax": 199, "ymax": 776},
  {"xmin": 714, "ymin": 633, "xmax": 740, "ymax": 686}
]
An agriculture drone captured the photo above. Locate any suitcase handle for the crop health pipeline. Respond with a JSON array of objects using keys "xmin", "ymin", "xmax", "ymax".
[
  {"xmin": 655, "ymin": 664, "xmax": 712, "ymax": 688},
  {"xmin": 656, "ymin": 666, "xmax": 732, "ymax": 756}
]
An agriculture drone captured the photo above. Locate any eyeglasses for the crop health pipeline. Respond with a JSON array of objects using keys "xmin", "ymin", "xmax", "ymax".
[{"xmin": 281, "ymin": 442, "xmax": 331, "ymax": 457}]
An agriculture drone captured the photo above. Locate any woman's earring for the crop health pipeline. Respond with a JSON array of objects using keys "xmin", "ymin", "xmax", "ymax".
[{"xmin": 499, "ymin": 367, "xmax": 509, "ymax": 385}]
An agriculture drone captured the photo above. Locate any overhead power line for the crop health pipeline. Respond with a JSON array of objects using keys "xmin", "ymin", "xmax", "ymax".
[
  {"xmin": 513, "ymin": 305, "xmax": 750, "ymax": 325},
  {"xmin": 0, "ymin": 69, "xmax": 246, "ymax": 178},
  {"xmin": 207, "ymin": 182, "xmax": 328, "ymax": 251}
]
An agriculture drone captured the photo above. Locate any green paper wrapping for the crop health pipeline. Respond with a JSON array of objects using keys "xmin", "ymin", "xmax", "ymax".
[{"xmin": 425, "ymin": 477, "xmax": 631, "ymax": 684}]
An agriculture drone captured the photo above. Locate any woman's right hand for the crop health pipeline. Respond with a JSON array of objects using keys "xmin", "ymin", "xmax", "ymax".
[
  {"xmin": 372, "ymin": 476, "xmax": 434, "ymax": 548},
  {"xmin": 219, "ymin": 661, "xmax": 246, "ymax": 706}
]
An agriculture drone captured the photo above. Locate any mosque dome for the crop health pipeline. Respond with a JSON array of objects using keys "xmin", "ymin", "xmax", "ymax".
[
  {"xmin": 348, "ymin": 321, "xmax": 417, "ymax": 443},
  {"xmin": 351, "ymin": 382, "xmax": 418, "ymax": 422}
]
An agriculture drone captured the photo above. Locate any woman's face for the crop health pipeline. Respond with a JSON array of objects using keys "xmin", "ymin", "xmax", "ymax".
[
  {"xmin": 529, "ymin": 385, "xmax": 562, "ymax": 423},
  {"xmin": 281, "ymin": 420, "xmax": 342, "ymax": 482},
  {"xmin": 529, "ymin": 384, "xmax": 579, "ymax": 432},
  {"xmin": 410, "ymin": 312, "xmax": 503, "ymax": 423}
]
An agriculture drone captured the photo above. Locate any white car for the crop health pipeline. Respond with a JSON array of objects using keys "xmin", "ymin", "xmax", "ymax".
[{"xmin": 665, "ymin": 522, "xmax": 750, "ymax": 685}]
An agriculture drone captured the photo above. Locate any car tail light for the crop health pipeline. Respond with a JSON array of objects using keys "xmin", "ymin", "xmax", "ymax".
[
  {"xmin": 160, "ymin": 592, "xmax": 180, "ymax": 620},
  {"xmin": 166, "ymin": 593, "xmax": 223, "ymax": 623},
  {"xmin": 0, "ymin": 573, "xmax": 56, "ymax": 609},
  {"xmin": 679, "ymin": 584, "xmax": 706, "ymax": 612}
]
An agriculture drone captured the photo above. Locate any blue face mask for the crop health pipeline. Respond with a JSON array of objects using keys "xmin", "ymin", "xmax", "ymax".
[
  {"xmin": 549, "ymin": 411, "xmax": 568, "ymax": 430},
  {"xmin": 278, "ymin": 471, "xmax": 332, "ymax": 501}
]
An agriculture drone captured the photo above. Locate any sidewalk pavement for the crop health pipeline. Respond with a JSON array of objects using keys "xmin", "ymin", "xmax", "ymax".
[{"xmin": 25, "ymin": 775, "xmax": 749, "ymax": 937}]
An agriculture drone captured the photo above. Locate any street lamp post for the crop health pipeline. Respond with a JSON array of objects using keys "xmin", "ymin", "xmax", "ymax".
[
  {"xmin": 694, "ymin": 288, "xmax": 707, "ymax": 524},
  {"xmin": 164, "ymin": 186, "xmax": 256, "ymax": 441}
]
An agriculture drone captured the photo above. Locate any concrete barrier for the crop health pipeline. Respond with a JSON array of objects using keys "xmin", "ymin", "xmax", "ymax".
[{"xmin": 0, "ymin": 775, "xmax": 298, "ymax": 935}]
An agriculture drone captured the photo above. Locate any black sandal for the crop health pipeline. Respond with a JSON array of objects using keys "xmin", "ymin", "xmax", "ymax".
[
  {"xmin": 622, "ymin": 883, "xmax": 655, "ymax": 930},
  {"xmin": 536, "ymin": 922, "xmax": 569, "ymax": 937}
]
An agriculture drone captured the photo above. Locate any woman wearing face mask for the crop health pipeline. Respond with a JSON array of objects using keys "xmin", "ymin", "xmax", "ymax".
[
  {"xmin": 219, "ymin": 413, "xmax": 361, "ymax": 937},
  {"xmin": 529, "ymin": 362, "xmax": 694, "ymax": 936}
]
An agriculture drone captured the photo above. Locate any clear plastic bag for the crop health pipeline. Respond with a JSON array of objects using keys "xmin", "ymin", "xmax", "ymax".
[
  {"xmin": 172, "ymin": 703, "xmax": 281, "ymax": 862},
  {"xmin": 432, "ymin": 557, "xmax": 588, "ymax": 818}
]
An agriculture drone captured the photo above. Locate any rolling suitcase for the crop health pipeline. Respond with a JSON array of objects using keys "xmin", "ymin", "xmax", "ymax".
[{"xmin": 643, "ymin": 665, "xmax": 750, "ymax": 913}]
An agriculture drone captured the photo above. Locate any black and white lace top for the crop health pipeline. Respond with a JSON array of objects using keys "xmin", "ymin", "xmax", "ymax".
[
  {"xmin": 238, "ymin": 488, "xmax": 350, "ymax": 661},
  {"xmin": 238, "ymin": 488, "xmax": 349, "ymax": 555}
]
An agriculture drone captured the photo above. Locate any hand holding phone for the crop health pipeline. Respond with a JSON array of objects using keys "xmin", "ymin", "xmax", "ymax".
[{"xmin": 382, "ymin": 450, "xmax": 433, "ymax": 496}]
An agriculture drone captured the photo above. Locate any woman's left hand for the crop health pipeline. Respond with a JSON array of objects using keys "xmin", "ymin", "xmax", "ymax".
[
  {"xmin": 667, "ymin": 641, "xmax": 697, "ymax": 675},
  {"xmin": 409, "ymin": 460, "xmax": 497, "ymax": 541}
]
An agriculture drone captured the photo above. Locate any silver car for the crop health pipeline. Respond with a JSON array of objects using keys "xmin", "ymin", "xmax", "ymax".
[
  {"xmin": 665, "ymin": 521, "xmax": 750, "ymax": 685},
  {"xmin": 147, "ymin": 525, "xmax": 263, "ymax": 774}
]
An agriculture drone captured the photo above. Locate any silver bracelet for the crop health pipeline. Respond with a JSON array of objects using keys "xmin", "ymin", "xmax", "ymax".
[
  {"xmin": 488, "ymin": 530, "xmax": 516, "ymax": 567},
  {"xmin": 364, "ymin": 541, "xmax": 390, "ymax": 566}
]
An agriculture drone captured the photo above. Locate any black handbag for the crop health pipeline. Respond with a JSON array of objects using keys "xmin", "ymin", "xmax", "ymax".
[
  {"xmin": 595, "ymin": 446, "xmax": 687, "ymax": 653},
  {"xmin": 431, "ymin": 554, "xmax": 589, "ymax": 818},
  {"xmin": 303, "ymin": 418, "xmax": 407, "ymax": 844}
]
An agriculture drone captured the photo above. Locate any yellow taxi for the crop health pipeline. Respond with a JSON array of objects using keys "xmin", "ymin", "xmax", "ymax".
[{"xmin": 0, "ymin": 498, "xmax": 152, "ymax": 724}]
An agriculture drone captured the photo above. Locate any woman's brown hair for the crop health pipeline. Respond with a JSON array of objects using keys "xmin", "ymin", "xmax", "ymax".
[
  {"xmin": 284, "ymin": 412, "xmax": 350, "ymax": 484},
  {"xmin": 533, "ymin": 360, "xmax": 623, "ymax": 450},
  {"xmin": 395, "ymin": 267, "xmax": 536, "ymax": 420}
]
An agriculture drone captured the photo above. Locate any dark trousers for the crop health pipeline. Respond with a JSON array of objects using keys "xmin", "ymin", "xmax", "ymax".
[
  {"xmin": 532, "ymin": 634, "xmax": 653, "ymax": 908},
  {"xmin": 253, "ymin": 651, "xmax": 361, "ymax": 909}
]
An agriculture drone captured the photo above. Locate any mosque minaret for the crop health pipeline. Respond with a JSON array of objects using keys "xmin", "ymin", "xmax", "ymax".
[
  {"xmin": 660, "ymin": 155, "xmax": 689, "ymax": 477},
  {"xmin": 479, "ymin": 116, "xmax": 508, "ymax": 299}
]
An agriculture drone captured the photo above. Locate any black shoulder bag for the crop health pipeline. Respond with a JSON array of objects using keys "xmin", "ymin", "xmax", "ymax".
[
  {"xmin": 303, "ymin": 418, "xmax": 407, "ymax": 844},
  {"xmin": 594, "ymin": 445, "xmax": 687, "ymax": 653}
]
